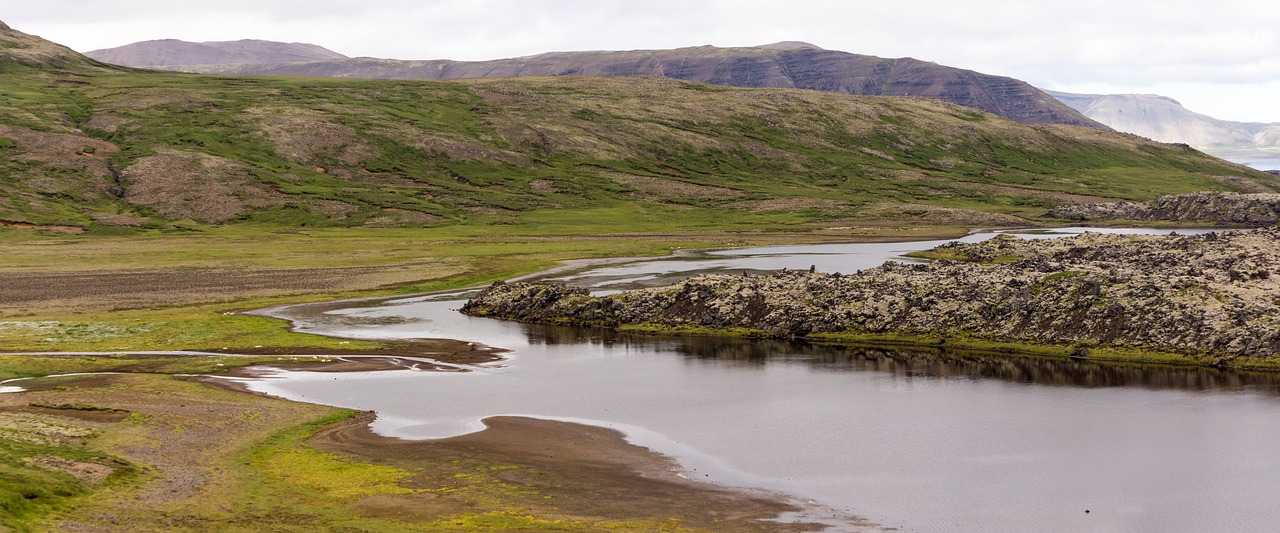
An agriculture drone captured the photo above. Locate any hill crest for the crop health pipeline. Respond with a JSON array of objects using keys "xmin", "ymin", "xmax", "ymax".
[
  {"xmin": 89, "ymin": 39, "xmax": 1098, "ymax": 128},
  {"xmin": 85, "ymin": 38, "xmax": 347, "ymax": 68},
  {"xmin": 0, "ymin": 19, "xmax": 108, "ymax": 68}
]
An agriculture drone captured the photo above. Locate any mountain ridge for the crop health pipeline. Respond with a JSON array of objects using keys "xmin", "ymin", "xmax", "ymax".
[
  {"xmin": 86, "ymin": 39, "xmax": 1100, "ymax": 128},
  {"xmin": 85, "ymin": 39, "xmax": 347, "ymax": 68}
]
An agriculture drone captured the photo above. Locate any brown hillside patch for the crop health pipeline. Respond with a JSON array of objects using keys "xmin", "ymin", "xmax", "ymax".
[
  {"xmin": 81, "ymin": 112, "xmax": 134, "ymax": 136},
  {"xmin": 359, "ymin": 209, "xmax": 444, "ymax": 228},
  {"xmin": 469, "ymin": 79, "xmax": 736, "ymax": 159},
  {"xmin": 733, "ymin": 197, "xmax": 853, "ymax": 213},
  {"xmin": 407, "ymin": 135, "xmax": 525, "ymax": 163},
  {"xmin": 605, "ymin": 172, "xmax": 745, "ymax": 200},
  {"xmin": 0, "ymin": 124, "xmax": 119, "ymax": 201},
  {"xmin": 248, "ymin": 106, "xmax": 375, "ymax": 167},
  {"xmin": 305, "ymin": 198, "xmax": 362, "ymax": 219},
  {"xmin": 970, "ymin": 183, "xmax": 1119, "ymax": 204},
  {"xmin": 861, "ymin": 202, "xmax": 1029, "ymax": 226},
  {"xmin": 121, "ymin": 149, "xmax": 284, "ymax": 223},
  {"xmin": 105, "ymin": 88, "xmax": 220, "ymax": 111},
  {"xmin": 86, "ymin": 210, "xmax": 148, "ymax": 226},
  {"xmin": 317, "ymin": 97, "xmax": 523, "ymax": 164}
]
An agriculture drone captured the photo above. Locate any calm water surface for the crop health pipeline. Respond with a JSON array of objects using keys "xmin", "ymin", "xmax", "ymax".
[
  {"xmin": 247, "ymin": 228, "xmax": 1280, "ymax": 532},
  {"xmin": 1230, "ymin": 158, "xmax": 1280, "ymax": 171}
]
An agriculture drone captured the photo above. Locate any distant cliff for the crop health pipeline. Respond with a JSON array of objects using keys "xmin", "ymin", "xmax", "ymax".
[
  {"xmin": 463, "ymin": 229, "xmax": 1280, "ymax": 365},
  {"xmin": 87, "ymin": 39, "xmax": 1098, "ymax": 127},
  {"xmin": 1047, "ymin": 90, "xmax": 1280, "ymax": 158}
]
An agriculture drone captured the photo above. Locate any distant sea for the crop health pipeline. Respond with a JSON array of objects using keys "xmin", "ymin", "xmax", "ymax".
[{"xmin": 1227, "ymin": 158, "xmax": 1280, "ymax": 171}]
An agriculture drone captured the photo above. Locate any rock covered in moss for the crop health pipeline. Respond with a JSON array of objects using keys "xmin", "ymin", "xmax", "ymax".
[
  {"xmin": 1046, "ymin": 192, "xmax": 1280, "ymax": 225},
  {"xmin": 463, "ymin": 228, "xmax": 1280, "ymax": 360}
]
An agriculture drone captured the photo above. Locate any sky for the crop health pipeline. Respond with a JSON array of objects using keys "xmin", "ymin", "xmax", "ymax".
[{"xmin": 5, "ymin": 1, "xmax": 1280, "ymax": 123}]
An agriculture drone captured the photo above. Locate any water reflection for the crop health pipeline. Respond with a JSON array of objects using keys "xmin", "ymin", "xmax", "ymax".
[
  {"xmin": 252, "ymin": 228, "xmax": 1280, "ymax": 533},
  {"xmin": 521, "ymin": 322, "xmax": 1280, "ymax": 395}
]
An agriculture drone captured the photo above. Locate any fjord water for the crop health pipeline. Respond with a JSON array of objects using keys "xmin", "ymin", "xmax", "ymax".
[
  {"xmin": 249, "ymin": 228, "xmax": 1280, "ymax": 532},
  {"xmin": 1233, "ymin": 158, "xmax": 1280, "ymax": 171}
]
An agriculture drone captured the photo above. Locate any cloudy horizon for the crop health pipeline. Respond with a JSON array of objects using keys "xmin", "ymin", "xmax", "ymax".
[{"xmin": 6, "ymin": 1, "xmax": 1279, "ymax": 123}]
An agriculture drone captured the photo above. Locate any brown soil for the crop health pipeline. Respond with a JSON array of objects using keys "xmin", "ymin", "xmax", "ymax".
[
  {"xmin": 0, "ymin": 220, "xmax": 85, "ymax": 234},
  {"xmin": 121, "ymin": 149, "xmax": 283, "ymax": 223},
  {"xmin": 0, "ymin": 372, "xmax": 340, "ymax": 530},
  {"xmin": 203, "ymin": 337, "xmax": 507, "ymax": 366},
  {"xmin": 0, "ymin": 263, "xmax": 445, "ymax": 316}
]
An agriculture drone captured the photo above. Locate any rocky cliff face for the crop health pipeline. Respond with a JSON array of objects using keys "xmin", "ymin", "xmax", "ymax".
[
  {"xmin": 1046, "ymin": 192, "xmax": 1280, "ymax": 224},
  {"xmin": 1047, "ymin": 90, "xmax": 1280, "ymax": 156},
  {"xmin": 92, "ymin": 39, "xmax": 1097, "ymax": 127},
  {"xmin": 463, "ymin": 229, "xmax": 1280, "ymax": 363}
]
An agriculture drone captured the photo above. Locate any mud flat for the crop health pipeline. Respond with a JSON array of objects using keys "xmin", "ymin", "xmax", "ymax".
[
  {"xmin": 464, "ymin": 227, "xmax": 1280, "ymax": 368},
  {"xmin": 305, "ymin": 412, "xmax": 849, "ymax": 531}
]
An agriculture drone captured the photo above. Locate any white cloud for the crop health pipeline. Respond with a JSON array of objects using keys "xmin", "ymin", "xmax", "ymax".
[{"xmin": 5, "ymin": 0, "xmax": 1280, "ymax": 121}]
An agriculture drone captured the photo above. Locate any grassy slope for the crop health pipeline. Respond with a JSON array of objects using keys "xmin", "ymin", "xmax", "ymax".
[{"xmin": 1, "ymin": 58, "xmax": 1275, "ymax": 231}]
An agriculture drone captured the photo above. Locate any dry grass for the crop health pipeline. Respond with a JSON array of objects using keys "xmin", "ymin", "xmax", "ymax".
[
  {"xmin": 0, "ymin": 125, "xmax": 118, "ymax": 202},
  {"xmin": 0, "ymin": 263, "xmax": 452, "ymax": 316},
  {"xmin": 605, "ymin": 172, "xmax": 746, "ymax": 200},
  {"xmin": 733, "ymin": 197, "xmax": 853, "ymax": 213},
  {"xmin": 247, "ymin": 106, "xmax": 375, "ymax": 167},
  {"xmin": 121, "ymin": 150, "xmax": 283, "ymax": 223},
  {"xmin": 0, "ymin": 373, "xmax": 341, "ymax": 530},
  {"xmin": 859, "ymin": 203, "xmax": 1030, "ymax": 226}
]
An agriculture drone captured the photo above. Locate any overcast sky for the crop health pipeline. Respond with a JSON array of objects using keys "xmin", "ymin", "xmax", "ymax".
[{"xmin": 6, "ymin": 1, "xmax": 1279, "ymax": 122}]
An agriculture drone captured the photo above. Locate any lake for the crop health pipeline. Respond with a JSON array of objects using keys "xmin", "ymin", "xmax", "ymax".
[{"xmin": 245, "ymin": 228, "xmax": 1280, "ymax": 532}]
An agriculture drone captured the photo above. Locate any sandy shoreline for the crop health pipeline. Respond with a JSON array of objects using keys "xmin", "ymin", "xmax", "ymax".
[{"xmin": 196, "ymin": 371, "xmax": 863, "ymax": 531}]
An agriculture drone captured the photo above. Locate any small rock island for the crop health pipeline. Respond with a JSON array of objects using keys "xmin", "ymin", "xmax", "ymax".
[{"xmin": 463, "ymin": 228, "xmax": 1280, "ymax": 369}]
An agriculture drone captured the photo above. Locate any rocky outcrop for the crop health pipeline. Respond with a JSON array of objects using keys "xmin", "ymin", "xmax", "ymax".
[
  {"xmin": 1046, "ymin": 192, "xmax": 1280, "ymax": 225},
  {"xmin": 463, "ymin": 229, "xmax": 1280, "ymax": 362}
]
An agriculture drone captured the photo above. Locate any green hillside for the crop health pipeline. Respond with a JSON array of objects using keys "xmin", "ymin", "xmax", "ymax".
[{"xmin": 1, "ymin": 26, "xmax": 1275, "ymax": 234}]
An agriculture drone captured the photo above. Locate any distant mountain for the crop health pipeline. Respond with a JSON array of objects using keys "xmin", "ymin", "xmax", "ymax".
[
  {"xmin": 1047, "ymin": 90, "xmax": 1280, "ymax": 159},
  {"xmin": 90, "ymin": 39, "xmax": 1098, "ymax": 128},
  {"xmin": 84, "ymin": 39, "xmax": 347, "ymax": 69}
]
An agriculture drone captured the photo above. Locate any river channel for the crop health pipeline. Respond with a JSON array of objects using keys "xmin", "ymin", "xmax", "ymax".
[{"xmin": 246, "ymin": 228, "xmax": 1280, "ymax": 532}]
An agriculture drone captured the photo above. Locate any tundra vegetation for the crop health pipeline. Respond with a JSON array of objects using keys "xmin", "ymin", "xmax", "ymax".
[{"xmin": 3, "ymin": 20, "xmax": 1280, "ymax": 531}]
